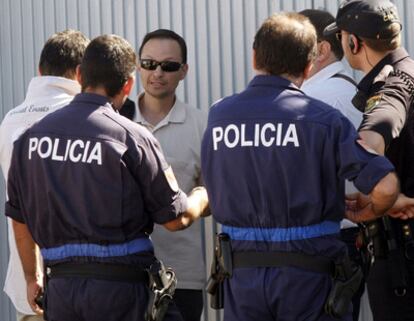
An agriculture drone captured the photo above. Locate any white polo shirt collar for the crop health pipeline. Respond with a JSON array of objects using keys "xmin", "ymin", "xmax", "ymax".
[{"xmin": 134, "ymin": 93, "xmax": 186, "ymax": 132}]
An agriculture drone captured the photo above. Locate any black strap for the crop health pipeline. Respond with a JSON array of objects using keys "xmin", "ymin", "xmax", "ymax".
[
  {"xmin": 330, "ymin": 73, "xmax": 358, "ymax": 87},
  {"xmin": 47, "ymin": 263, "xmax": 148, "ymax": 283},
  {"xmin": 232, "ymin": 251, "xmax": 334, "ymax": 275}
]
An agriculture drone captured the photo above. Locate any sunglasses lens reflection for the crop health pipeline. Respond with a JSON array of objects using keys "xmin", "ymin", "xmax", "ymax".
[{"xmin": 140, "ymin": 59, "xmax": 182, "ymax": 72}]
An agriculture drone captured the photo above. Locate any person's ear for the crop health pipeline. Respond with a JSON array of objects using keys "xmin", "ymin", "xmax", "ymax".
[
  {"xmin": 317, "ymin": 41, "xmax": 331, "ymax": 62},
  {"xmin": 75, "ymin": 65, "xmax": 82, "ymax": 85},
  {"xmin": 252, "ymin": 49, "xmax": 257, "ymax": 70},
  {"xmin": 122, "ymin": 76, "xmax": 135, "ymax": 96},
  {"xmin": 179, "ymin": 64, "xmax": 189, "ymax": 80},
  {"xmin": 349, "ymin": 34, "xmax": 360, "ymax": 54},
  {"xmin": 303, "ymin": 61, "xmax": 313, "ymax": 80}
]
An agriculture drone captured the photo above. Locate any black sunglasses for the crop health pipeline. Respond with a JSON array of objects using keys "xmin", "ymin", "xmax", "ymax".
[{"xmin": 140, "ymin": 59, "xmax": 183, "ymax": 72}]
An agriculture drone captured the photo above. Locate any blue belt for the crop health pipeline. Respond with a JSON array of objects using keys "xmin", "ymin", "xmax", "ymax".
[
  {"xmin": 41, "ymin": 237, "xmax": 154, "ymax": 261},
  {"xmin": 222, "ymin": 220, "xmax": 340, "ymax": 242}
]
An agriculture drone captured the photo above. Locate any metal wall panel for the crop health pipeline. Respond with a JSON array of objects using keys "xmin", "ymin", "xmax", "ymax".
[{"xmin": 1, "ymin": 1, "xmax": 413, "ymax": 320}]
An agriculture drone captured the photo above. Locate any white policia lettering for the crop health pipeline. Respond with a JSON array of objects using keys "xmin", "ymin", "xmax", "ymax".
[
  {"xmin": 212, "ymin": 123, "xmax": 300, "ymax": 150},
  {"xmin": 28, "ymin": 137, "xmax": 102, "ymax": 165}
]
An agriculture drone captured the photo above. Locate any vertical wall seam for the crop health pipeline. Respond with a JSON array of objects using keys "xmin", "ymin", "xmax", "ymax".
[
  {"xmin": 193, "ymin": 0, "xmax": 201, "ymax": 110},
  {"xmin": 145, "ymin": 0, "xmax": 150, "ymax": 37},
  {"xmin": 20, "ymin": 0, "xmax": 26, "ymax": 89},
  {"xmin": 8, "ymin": 0, "xmax": 16, "ymax": 103},
  {"xmin": 242, "ymin": 0, "xmax": 248, "ymax": 88},
  {"xmin": 218, "ymin": 0, "xmax": 224, "ymax": 98},
  {"xmin": 0, "ymin": 0, "xmax": 5, "ymax": 116},
  {"xmin": 205, "ymin": 0, "xmax": 212, "ymax": 107},
  {"xmin": 32, "ymin": 0, "xmax": 37, "ymax": 75},
  {"xmin": 157, "ymin": 0, "xmax": 161, "ymax": 28},
  {"xmin": 88, "ymin": 0, "xmax": 92, "ymax": 37}
]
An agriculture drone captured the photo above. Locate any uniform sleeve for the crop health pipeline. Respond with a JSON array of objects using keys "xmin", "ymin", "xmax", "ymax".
[
  {"xmin": 134, "ymin": 135, "xmax": 188, "ymax": 224},
  {"xmin": 359, "ymin": 73, "xmax": 412, "ymax": 147},
  {"xmin": 4, "ymin": 142, "xmax": 25, "ymax": 223},
  {"xmin": 334, "ymin": 115, "xmax": 395, "ymax": 194}
]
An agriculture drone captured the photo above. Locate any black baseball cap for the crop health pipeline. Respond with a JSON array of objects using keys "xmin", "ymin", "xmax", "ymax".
[{"xmin": 324, "ymin": 0, "xmax": 402, "ymax": 39}]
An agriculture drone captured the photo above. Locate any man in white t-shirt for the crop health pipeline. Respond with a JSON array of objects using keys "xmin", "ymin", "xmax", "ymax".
[
  {"xmin": 134, "ymin": 29, "xmax": 207, "ymax": 321},
  {"xmin": 300, "ymin": 9, "xmax": 363, "ymax": 321},
  {"xmin": 0, "ymin": 29, "xmax": 89, "ymax": 321}
]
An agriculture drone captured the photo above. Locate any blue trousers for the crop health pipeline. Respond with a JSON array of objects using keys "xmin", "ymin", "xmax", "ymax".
[
  {"xmin": 223, "ymin": 267, "xmax": 352, "ymax": 321},
  {"xmin": 45, "ymin": 278, "xmax": 183, "ymax": 321}
]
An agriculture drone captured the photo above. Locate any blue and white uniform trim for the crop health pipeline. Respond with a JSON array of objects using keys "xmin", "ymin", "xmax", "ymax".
[
  {"xmin": 41, "ymin": 237, "xmax": 154, "ymax": 260},
  {"xmin": 222, "ymin": 220, "xmax": 340, "ymax": 242}
]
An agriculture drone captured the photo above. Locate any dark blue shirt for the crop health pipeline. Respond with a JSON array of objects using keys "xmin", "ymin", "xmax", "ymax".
[
  {"xmin": 201, "ymin": 75, "xmax": 394, "ymax": 258},
  {"xmin": 6, "ymin": 93, "xmax": 187, "ymax": 265}
]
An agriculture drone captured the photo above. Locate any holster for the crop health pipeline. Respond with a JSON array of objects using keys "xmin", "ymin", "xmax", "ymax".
[
  {"xmin": 357, "ymin": 221, "xmax": 381, "ymax": 277},
  {"xmin": 145, "ymin": 260, "xmax": 177, "ymax": 321},
  {"xmin": 324, "ymin": 256, "xmax": 363, "ymax": 319},
  {"xmin": 383, "ymin": 216, "xmax": 409, "ymax": 296},
  {"xmin": 37, "ymin": 265, "xmax": 50, "ymax": 320},
  {"xmin": 360, "ymin": 216, "xmax": 413, "ymax": 297},
  {"xmin": 206, "ymin": 233, "xmax": 233, "ymax": 309}
]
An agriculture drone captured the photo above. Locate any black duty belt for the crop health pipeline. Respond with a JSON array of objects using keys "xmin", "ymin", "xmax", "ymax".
[
  {"xmin": 46, "ymin": 263, "xmax": 149, "ymax": 283},
  {"xmin": 232, "ymin": 251, "xmax": 334, "ymax": 275}
]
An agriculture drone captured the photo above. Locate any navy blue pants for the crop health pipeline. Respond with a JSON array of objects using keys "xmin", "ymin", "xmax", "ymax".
[
  {"xmin": 174, "ymin": 289, "xmax": 203, "ymax": 321},
  {"xmin": 340, "ymin": 227, "xmax": 365, "ymax": 321},
  {"xmin": 45, "ymin": 278, "xmax": 183, "ymax": 321},
  {"xmin": 223, "ymin": 267, "xmax": 352, "ymax": 321}
]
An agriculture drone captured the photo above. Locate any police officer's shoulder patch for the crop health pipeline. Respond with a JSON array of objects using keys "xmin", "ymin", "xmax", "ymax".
[
  {"xmin": 365, "ymin": 94, "xmax": 383, "ymax": 112},
  {"xmin": 164, "ymin": 166, "xmax": 179, "ymax": 192},
  {"xmin": 373, "ymin": 65, "xmax": 394, "ymax": 84}
]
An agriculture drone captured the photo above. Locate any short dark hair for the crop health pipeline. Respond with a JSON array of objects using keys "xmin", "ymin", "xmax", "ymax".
[
  {"xmin": 138, "ymin": 29, "xmax": 187, "ymax": 64},
  {"xmin": 80, "ymin": 35, "xmax": 137, "ymax": 97},
  {"xmin": 39, "ymin": 29, "xmax": 89, "ymax": 79},
  {"xmin": 300, "ymin": 9, "xmax": 343, "ymax": 60},
  {"xmin": 253, "ymin": 13, "xmax": 317, "ymax": 77}
]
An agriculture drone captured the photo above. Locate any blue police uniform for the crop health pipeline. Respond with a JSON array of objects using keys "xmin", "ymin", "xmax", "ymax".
[
  {"xmin": 5, "ymin": 93, "xmax": 185, "ymax": 321},
  {"xmin": 201, "ymin": 75, "xmax": 395, "ymax": 321}
]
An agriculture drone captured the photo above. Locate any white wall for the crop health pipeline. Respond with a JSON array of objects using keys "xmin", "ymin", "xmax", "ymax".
[{"xmin": 1, "ymin": 1, "xmax": 413, "ymax": 320}]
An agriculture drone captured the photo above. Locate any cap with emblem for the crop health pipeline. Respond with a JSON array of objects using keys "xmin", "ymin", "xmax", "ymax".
[{"xmin": 324, "ymin": 0, "xmax": 402, "ymax": 39}]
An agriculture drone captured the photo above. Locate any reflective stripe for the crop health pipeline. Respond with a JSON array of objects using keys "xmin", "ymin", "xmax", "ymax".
[
  {"xmin": 41, "ymin": 237, "xmax": 154, "ymax": 261},
  {"xmin": 222, "ymin": 221, "xmax": 340, "ymax": 242}
]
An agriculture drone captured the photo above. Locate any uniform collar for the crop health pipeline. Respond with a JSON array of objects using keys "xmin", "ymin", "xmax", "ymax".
[
  {"xmin": 248, "ymin": 75, "xmax": 304, "ymax": 93},
  {"xmin": 71, "ymin": 92, "xmax": 113, "ymax": 109},
  {"xmin": 133, "ymin": 93, "xmax": 186, "ymax": 132},
  {"xmin": 358, "ymin": 47, "xmax": 409, "ymax": 93},
  {"xmin": 25, "ymin": 76, "xmax": 80, "ymax": 100}
]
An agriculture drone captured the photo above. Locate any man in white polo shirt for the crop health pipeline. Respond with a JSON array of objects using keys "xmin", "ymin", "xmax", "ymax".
[
  {"xmin": 134, "ymin": 29, "xmax": 207, "ymax": 321},
  {"xmin": 300, "ymin": 9, "xmax": 363, "ymax": 321},
  {"xmin": 0, "ymin": 30, "xmax": 89, "ymax": 321}
]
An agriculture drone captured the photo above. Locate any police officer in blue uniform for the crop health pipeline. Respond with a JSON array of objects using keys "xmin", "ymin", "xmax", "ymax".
[
  {"xmin": 5, "ymin": 35, "xmax": 209, "ymax": 321},
  {"xmin": 201, "ymin": 12, "xmax": 401, "ymax": 321},
  {"xmin": 325, "ymin": 1, "xmax": 414, "ymax": 320}
]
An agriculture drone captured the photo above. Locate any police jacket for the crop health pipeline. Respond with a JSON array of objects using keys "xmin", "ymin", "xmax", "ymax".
[
  {"xmin": 201, "ymin": 75, "xmax": 394, "ymax": 258},
  {"xmin": 5, "ymin": 93, "xmax": 187, "ymax": 266}
]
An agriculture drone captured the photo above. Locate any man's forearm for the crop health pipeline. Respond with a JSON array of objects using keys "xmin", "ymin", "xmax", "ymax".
[
  {"xmin": 12, "ymin": 219, "xmax": 40, "ymax": 282},
  {"xmin": 163, "ymin": 187, "xmax": 209, "ymax": 231},
  {"xmin": 370, "ymin": 172, "xmax": 399, "ymax": 217}
]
